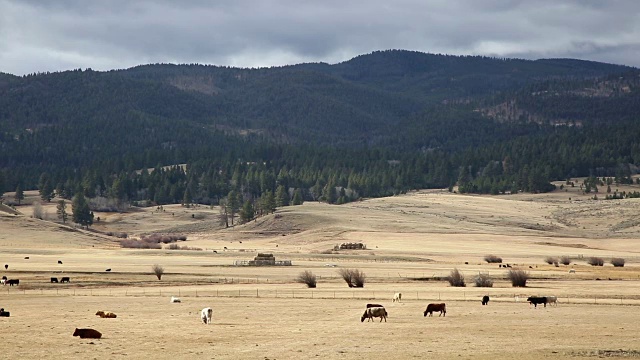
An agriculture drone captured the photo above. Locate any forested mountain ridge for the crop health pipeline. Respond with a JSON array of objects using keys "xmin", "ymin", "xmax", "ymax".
[{"xmin": 1, "ymin": 50, "xmax": 639, "ymax": 210}]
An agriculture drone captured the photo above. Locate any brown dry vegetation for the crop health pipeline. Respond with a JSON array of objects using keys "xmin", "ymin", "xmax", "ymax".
[{"xmin": 3, "ymin": 184, "xmax": 640, "ymax": 359}]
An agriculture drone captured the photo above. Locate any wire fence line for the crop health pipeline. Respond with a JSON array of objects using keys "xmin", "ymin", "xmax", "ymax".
[{"xmin": 2, "ymin": 287, "xmax": 640, "ymax": 306}]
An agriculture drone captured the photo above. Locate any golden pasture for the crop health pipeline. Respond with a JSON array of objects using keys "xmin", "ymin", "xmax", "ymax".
[{"xmin": 2, "ymin": 184, "xmax": 640, "ymax": 359}]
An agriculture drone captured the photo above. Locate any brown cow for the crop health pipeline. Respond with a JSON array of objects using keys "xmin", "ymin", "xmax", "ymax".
[
  {"xmin": 361, "ymin": 307, "xmax": 388, "ymax": 322},
  {"xmin": 73, "ymin": 328, "xmax": 102, "ymax": 339},
  {"xmin": 424, "ymin": 303, "xmax": 447, "ymax": 317}
]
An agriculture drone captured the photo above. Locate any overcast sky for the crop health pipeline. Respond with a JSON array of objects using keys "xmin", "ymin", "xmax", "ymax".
[{"xmin": 1, "ymin": 0, "xmax": 639, "ymax": 75}]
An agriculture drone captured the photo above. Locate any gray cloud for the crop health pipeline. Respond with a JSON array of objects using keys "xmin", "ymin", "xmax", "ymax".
[{"xmin": 1, "ymin": 0, "xmax": 639, "ymax": 75}]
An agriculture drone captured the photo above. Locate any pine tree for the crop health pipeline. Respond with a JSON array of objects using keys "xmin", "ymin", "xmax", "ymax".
[
  {"xmin": 72, "ymin": 192, "xmax": 93, "ymax": 228},
  {"xmin": 38, "ymin": 172, "xmax": 54, "ymax": 202},
  {"xmin": 182, "ymin": 187, "xmax": 192, "ymax": 206},
  {"xmin": 227, "ymin": 190, "xmax": 241, "ymax": 226},
  {"xmin": 240, "ymin": 200, "xmax": 254, "ymax": 223},
  {"xmin": 14, "ymin": 185, "xmax": 24, "ymax": 205},
  {"xmin": 275, "ymin": 185, "xmax": 289, "ymax": 207},
  {"xmin": 56, "ymin": 200, "xmax": 68, "ymax": 223},
  {"xmin": 292, "ymin": 188, "xmax": 304, "ymax": 205},
  {"xmin": 262, "ymin": 190, "xmax": 276, "ymax": 214}
]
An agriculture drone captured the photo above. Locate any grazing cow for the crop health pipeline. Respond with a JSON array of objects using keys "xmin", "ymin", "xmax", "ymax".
[
  {"xmin": 73, "ymin": 328, "xmax": 102, "ymax": 339},
  {"xmin": 569, "ymin": 269, "xmax": 576, "ymax": 274},
  {"xmin": 424, "ymin": 303, "xmax": 447, "ymax": 317},
  {"xmin": 545, "ymin": 295, "xmax": 558, "ymax": 306},
  {"xmin": 24, "ymin": 257, "xmax": 29, "ymax": 260},
  {"xmin": 58, "ymin": 260, "xmax": 63, "ymax": 264},
  {"xmin": 170, "ymin": 296, "xmax": 181, "ymax": 303},
  {"xmin": 4, "ymin": 264, "xmax": 7, "ymax": 270},
  {"xmin": 0, "ymin": 308, "xmax": 9, "ymax": 317},
  {"xmin": 526, "ymin": 296, "xmax": 547, "ymax": 308},
  {"xmin": 361, "ymin": 307, "xmax": 388, "ymax": 322},
  {"xmin": 392, "ymin": 293, "xmax": 402, "ymax": 303},
  {"xmin": 95, "ymin": 311, "xmax": 117, "ymax": 318},
  {"xmin": 201, "ymin": 307, "xmax": 213, "ymax": 324},
  {"xmin": 482, "ymin": 295, "xmax": 490, "ymax": 305},
  {"xmin": 7, "ymin": 279, "xmax": 19, "ymax": 286},
  {"xmin": 105, "ymin": 269, "xmax": 111, "ymax": 272},
  {"xmin": 366, "ymin": 303, "xmax": 384, "ymax": 308},
  {"xmin": 60, "ymin": 277, "xmax": 70, "ymax": 283},
  {"xmin": 51, "ymin": 277, "xmax": 58, "ymax": 283}
]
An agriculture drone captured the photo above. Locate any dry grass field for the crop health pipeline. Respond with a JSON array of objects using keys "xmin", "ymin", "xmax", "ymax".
[{"xmin": 2, "ymin": 182, "xmax": 640, "ymax": 359}]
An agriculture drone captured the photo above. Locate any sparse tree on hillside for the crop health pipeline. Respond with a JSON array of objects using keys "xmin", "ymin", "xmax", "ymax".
[
  {"xmin": 14, "ymin": 185, "xmax": 24, "ymax": 205},
  {"xmin": 182, "ymin": 187, "xmax": 192, "ymax": 206},
  {"xmin": 218, "ymin": 197, "xmax": 229, "ymax": 228},
  {"xmin": 72, "ymin": 192, "xmax": 93, "ymax": 228},
  {"xmin": 56, "ymin": 200, "xmax": 68, "ymax": 223},
  {"xmin": 227, "ymin": 190, "xmax": 240, "ymax": 226},
  {"xmin": 261, "ymin": 190, "xmax": 276, "ymax": 214},
  {"xmin": 240, "ymin": 199, "xmax": 254, "ymax": 223},
  {"xmin": 38, "ymin": 172, "xmax": 54, "ymax": 202},
  {"xmin": 292, "ymin": 188, "xmax": 304, "ymax": 205},
  {"xmin": 32, "ymin": 201, "xmax": 44, "ymax": 219},
  {"xmin": 275, "ymin": 185, "xmax": 289, "ymax": 207}
]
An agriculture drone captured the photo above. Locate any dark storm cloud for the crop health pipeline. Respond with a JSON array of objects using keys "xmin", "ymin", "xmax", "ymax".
[{"xmin": 1, "ymin": 0, "xmax": 639, "ymax": 75}]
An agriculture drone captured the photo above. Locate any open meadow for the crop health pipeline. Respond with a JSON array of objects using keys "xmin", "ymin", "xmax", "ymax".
[{"xmin": 2, "ymin": 183, "xmax": 640, "ymax": 359}]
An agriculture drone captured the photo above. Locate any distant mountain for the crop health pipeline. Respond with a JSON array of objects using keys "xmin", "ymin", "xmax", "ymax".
[{"xmin": 1, "ymin": 50, "xmax": 638, "ymax": 199}]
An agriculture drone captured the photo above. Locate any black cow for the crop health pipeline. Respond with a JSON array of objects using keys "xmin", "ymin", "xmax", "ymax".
[
  {"xmin": 7, "ymin": 279, "xmax": 19, "ymax": 286},
  {"xmin": 0, "ymin": 308, "xmax": 9, "ymax": 317},
  {"xmin": 482, "ymin": 295, "xmax": 490, "ymax": 305},
  {"xmin": 57, "ymin": 260, "xmax": 63, "ymax": 264},
  {"xmin": 526, "ymin": 296, "xmax": 547, "ymax": 308},
  {"xmin": 60, "ymin": 277, "xmax": 70, "ymax": 283},
  {"xmin": 4, "ymin": 264, "xmax": 7, "ymax": 270},
  {"xmin": 105, "ymin": 269, "xmax": 111, "ymax": 272},
  {"xmin": 51, "ymin": 277, "xmax": 59, "ymax": 283}
]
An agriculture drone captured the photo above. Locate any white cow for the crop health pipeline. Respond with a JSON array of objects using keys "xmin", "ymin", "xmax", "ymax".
[
  {"xmin": 0, "ymin": 279, "xmax": 5, "ymax": 286},
  {"xmin": 201, "ymin": 307, "xmax": 213, "ymax": 324},
  {"xmin": 392, "ymin": 292, "xmax": 402, "ymax": 303},
  {"xmin": 545, "ymin": 295, "xmax": 558, "ymax": 306},
  {"xmin": 170, "ymin": 296, "xmax": 181, "ymax": 303}
]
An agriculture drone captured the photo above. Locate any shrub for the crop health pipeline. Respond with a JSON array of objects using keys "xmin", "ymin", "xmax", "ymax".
[
  {"xmin": 296, "ymin": 270, "xmax": 317, "ymax": 288},
  {"xmin": 140, "ymin": 234, "xmax": 188, "ymax": 244},
  {"xmin": 166, "ymin": 244, "xmax": 202, "ymax": 251},
  {"xmin": 484, "ymin": 255, "xmax": 502, "ymax": 263},
  {"xmin": 587, "ymin": 257, "xmax": 604, "ymax": 266},
  {"xmin": 32, "ymin": 202, "xmax": 44, "ymax": 220},
  {"xmin": 507, "ymin": 269, "xmax": 529, "ymax": 287},
  {"xmin": 611, "ymin": 258, "xmax": 625, "ymax": 267},
  {"xmin": 338, "ymin": 268, "xmax": 366, "ymax": 288},
  {"xmin": 559, "ymin": 256, "xmax": 571, "ymax": 265},
  {"xmin": 152, "ymin": 264, "xmax": 164, "ymax": 280},
  {"xmin": 119, "ymin": 239, "xmax": 161, "ymax": 249},
  {"xmin": 544, "ymin": 256, "xmax": 558, "ymax": 265},
  {"xmin": 473, "ymin": 273, "xmax": 494, "ymax": 287},
  {"xmin": 106, "ymin": 232, "xmax": 128, "ymax": 239},
  {"xmin": 447, "ymin": 268, "xmax": 466, "ymax": 287}
]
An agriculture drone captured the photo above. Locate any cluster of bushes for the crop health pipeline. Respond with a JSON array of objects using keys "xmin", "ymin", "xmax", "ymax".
[
  {"xmin": 338, "ymin": 268, "xmax": 366, "ymax": 288},
  {"xmin": 120, "ymin": 239, "xmax": 161, "ymax": 249},
  {"xmin": 106, "ymin": 232, "xmax": 128, "ymax": 239},
  {"xmin": 587, "ymin": 257, "xmax": 604, "ymax": 266},
  {"xmin": 140, "ymin": 234, "xmax": 187, "ymax": 243},
  {"xmin": 507, "ymin": 269, "xmax": 529, "ymax": 287},
  {"xmin": 166, "ymin": 243, "xmax": 202, "ymax": 251},
  {"xmin": 473, "ymin": 273, "xmax": 494, "ymax": 287},
  {"xmin": 296, "ymin": 270, "xmax": 317, "ymax": 288},
  {"xmin": 544, "ymin": 256, "xmax": 571, "ymax": 266},
  {"xmin": 484, "ymin": 255, "xmax": 502, "ymax": 263},
  {"xmin": 448, "ymin": 268, "xmax": 466, "ymax": 287}
]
